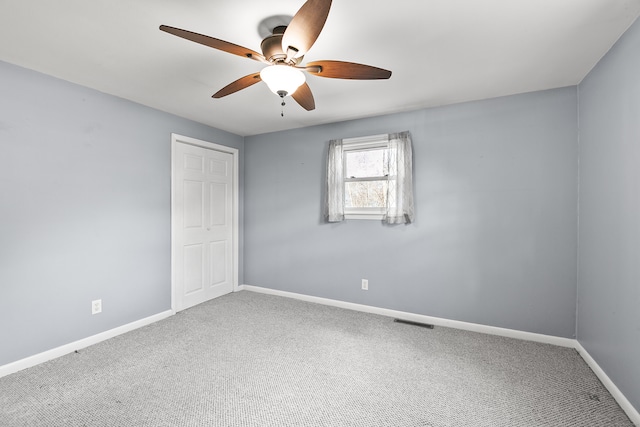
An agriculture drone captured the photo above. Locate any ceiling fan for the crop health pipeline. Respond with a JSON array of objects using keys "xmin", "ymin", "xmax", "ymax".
[{"xmin": 159, "ymin": 0, "xmax": 391, "ymax": 112}]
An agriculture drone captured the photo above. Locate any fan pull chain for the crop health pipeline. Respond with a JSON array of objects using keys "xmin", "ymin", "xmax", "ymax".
[{"xmin": 281, "ymin": 98, "xmax": 286, "ymax": 117}]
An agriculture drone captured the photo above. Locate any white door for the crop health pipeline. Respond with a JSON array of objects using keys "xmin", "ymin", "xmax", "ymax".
[{"xmin": 172, "ymin": 136, "xmax": 236, "ymax": 312}]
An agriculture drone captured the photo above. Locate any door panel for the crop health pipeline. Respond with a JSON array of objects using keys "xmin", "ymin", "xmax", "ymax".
[
  {"xmin": 209, "ymin": 158, "xmax": 227, "ymax": 176},
  {"xmin": 183, "ymin": 180, "xmax": 204, "ymax": 228},
  {"xmin": 209, "ymin": 183, "xmax": 226, "ymax": 226},
  {"xmin": 184, "ymin": 153, "xmax": 204, "ymax": 172},
  {"xmin": 210, "ymin": 241, "xmax": 227, "ymax": 285},
  {"xmin": 183, "ymin": 243, "xmax": 204, "ymax": 294}
]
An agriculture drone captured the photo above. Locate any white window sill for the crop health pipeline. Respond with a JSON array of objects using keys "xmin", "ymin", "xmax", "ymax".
[{"xmin": 344, "ymin": 213, "xmax": 384, "ymax": 221}]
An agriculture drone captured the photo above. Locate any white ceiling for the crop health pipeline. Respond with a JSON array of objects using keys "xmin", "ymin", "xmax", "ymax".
[{"xmin": 1, "ymin": 0, "xmax": 639, "ymax": 136}]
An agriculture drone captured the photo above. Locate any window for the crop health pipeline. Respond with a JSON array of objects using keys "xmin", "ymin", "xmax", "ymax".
[
  {"xmin": 343, "ymin": 135, "xmax": 390, "ymax": 219},
  {"xmin": 325, "ymin": 131, "xmax": 415, "ymax": 224}
]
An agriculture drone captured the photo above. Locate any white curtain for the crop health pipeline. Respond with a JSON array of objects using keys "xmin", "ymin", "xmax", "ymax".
[
  {"xmin": 325, "ymin": 132, "xmax": 414, "ymax": 224},
  {"xmin": 325, "ymin": 139, "xmax": 344, "ymax": 222},
  {"xmin": 384, "ymin": 131, "xmax": 414, "ymax": 224}
]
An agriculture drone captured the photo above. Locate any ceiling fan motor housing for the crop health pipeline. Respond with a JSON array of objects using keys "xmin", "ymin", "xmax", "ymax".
[
  {"xmin": 261, "ymin": 34, "xmax": 286, "ymax": 63},
  {"xmin": 260, "ymin": 26, "xmax": 302, "ymax": 65}
]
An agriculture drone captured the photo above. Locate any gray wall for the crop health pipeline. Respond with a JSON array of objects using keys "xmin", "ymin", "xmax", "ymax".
[
  {"xmin": 577, "ymin": 17, "xmax": 640, "ymax": 411},
  {"xmin": 0, "ymin": 60, "xmax": 244, "ymax": 366},
  {"xmin": 244, "ymin": 87, "xmax": 579, "ymax": 338}
]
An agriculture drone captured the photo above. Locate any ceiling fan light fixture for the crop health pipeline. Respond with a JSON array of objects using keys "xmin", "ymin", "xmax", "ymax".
[{"xmin": 260, "ymin": 64, "xmax": 305, "ymax": 97}]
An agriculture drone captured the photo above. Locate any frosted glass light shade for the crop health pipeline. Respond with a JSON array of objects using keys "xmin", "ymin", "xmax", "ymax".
[{"xmin": 260, "ymin": 65, "xmax": 306, "ymax": 97}]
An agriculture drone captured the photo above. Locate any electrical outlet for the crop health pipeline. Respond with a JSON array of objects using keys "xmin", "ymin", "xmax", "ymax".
[
  {"xmin": 361, "ymin": 279, "xmax": 369, "ymax": 291},
  {"xmin": 91, "ymin": 299, "xmax": 102, "ymax": 315}
]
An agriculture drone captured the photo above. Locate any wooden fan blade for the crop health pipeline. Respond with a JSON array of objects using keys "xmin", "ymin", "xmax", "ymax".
[
  {"xmin": 282, "ymin": 0, "xmax": 332, "ymax": 60},
  {"xmin": 292, "ymin": 82, "xmax": 315, "ymax": 111},
  {"xmin": 304, "ymin": 60, "xmax": 392, "ymax": 79},
  {"xmin": 212, "ymin": 73, "xmax": 262, "ymax": 98},
  {"xmin": 160, "ymin": 25, "xmax": 267, "ymax": 63}
]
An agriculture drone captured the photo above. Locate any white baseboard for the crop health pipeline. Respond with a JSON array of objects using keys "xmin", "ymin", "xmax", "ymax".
[
  {"xmin": 238, "ymin": 285, "xmax": 575, "ymax": 347},
  {"xmin": 239, "ymin": 284, "xmax": 639, "ymax": 425},
  {"xmin": 0, "ymin": 310, "xmax": 174, "ymax": 379},
  {"xmin": 575, "ymin": 342, "xmax": 640, "ymax": 425}
]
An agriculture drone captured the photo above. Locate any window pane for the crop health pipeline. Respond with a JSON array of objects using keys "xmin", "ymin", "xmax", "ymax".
[
  {"xmin": 345, "ymin": 180, "xmax": 388, "ymax": 208},
  {"xmin": 345, "ymin": 148, "xmax": 388, "ymax": 178}
]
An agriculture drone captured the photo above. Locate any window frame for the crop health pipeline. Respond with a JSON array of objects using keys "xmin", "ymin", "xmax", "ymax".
[{"xmin": 342, "ymin": 134, "xmax": 390, "ymax": 220}]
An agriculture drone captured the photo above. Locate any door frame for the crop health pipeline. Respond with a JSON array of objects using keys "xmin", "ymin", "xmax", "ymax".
[{"xmin": 170, "ymin": 133, "xmax": 239, "ymax": 313}]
